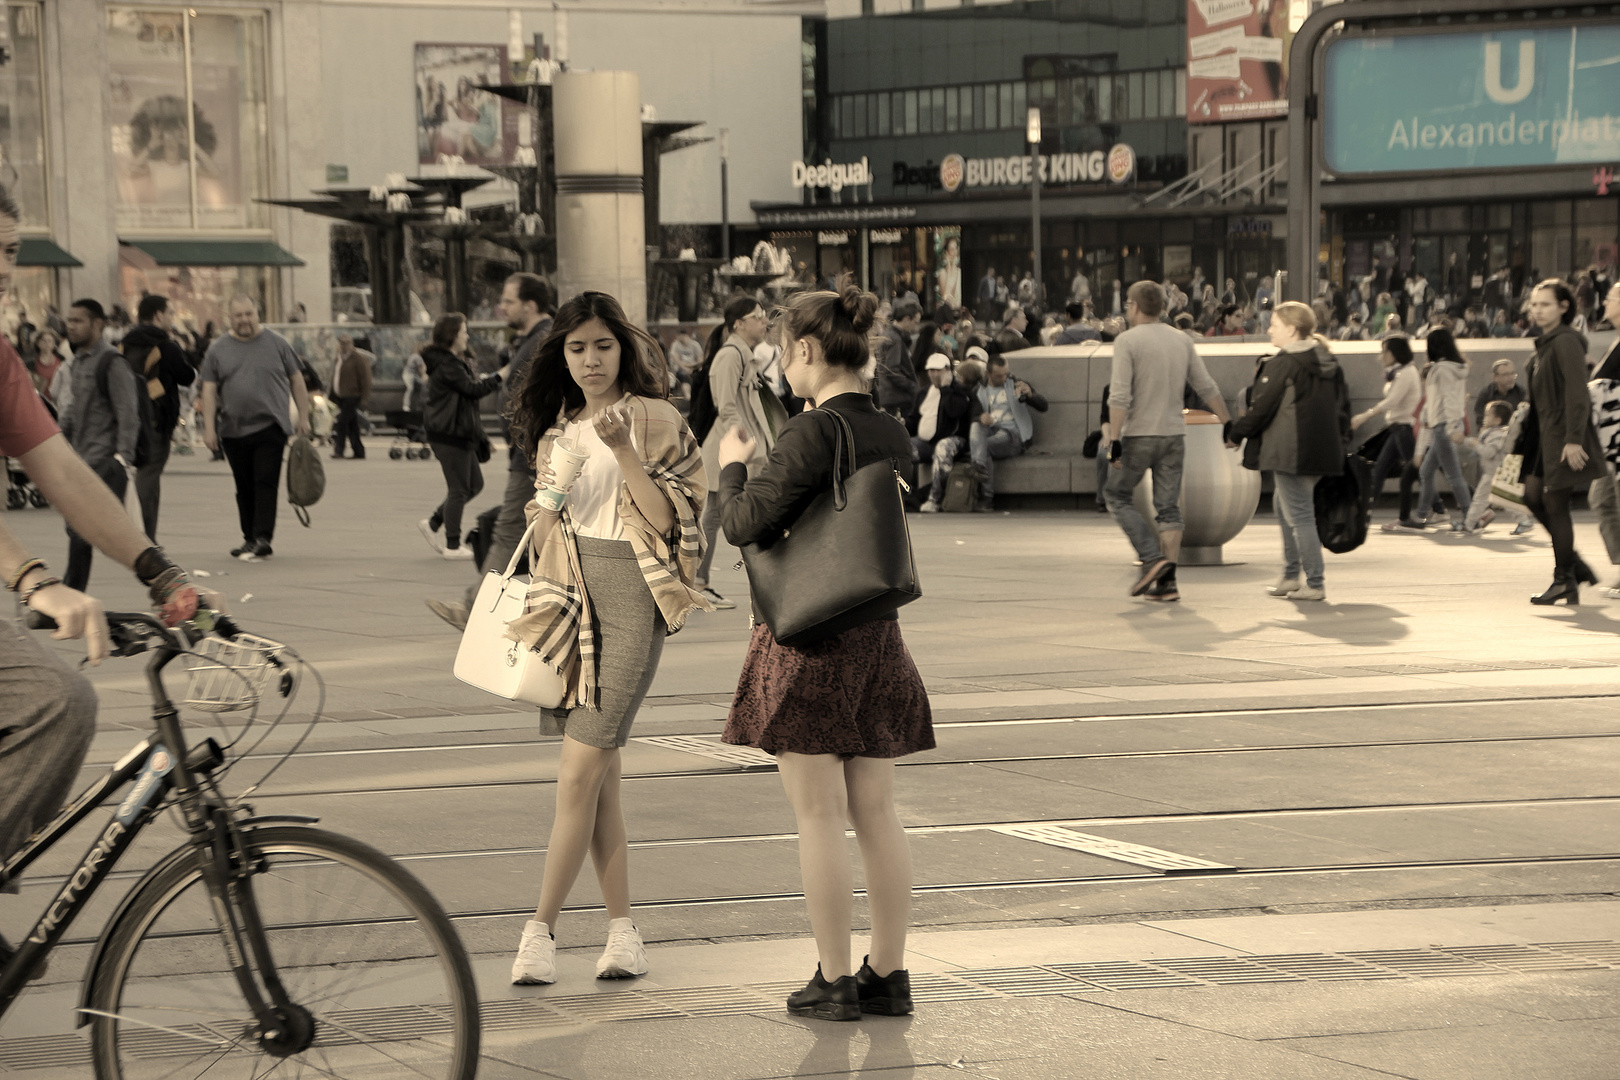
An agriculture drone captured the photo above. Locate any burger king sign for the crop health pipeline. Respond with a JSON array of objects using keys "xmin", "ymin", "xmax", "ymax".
[{"xmin": 939, "ymin": 153, "xmax": 965, "ymax": 194}]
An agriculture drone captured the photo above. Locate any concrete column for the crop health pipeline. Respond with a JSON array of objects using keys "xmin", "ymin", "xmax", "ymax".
[
  {"xmin": 553, "ymin": 71, "xmax": 645, "ymax": 326},
  {"xmin": 277, "ymin": 1, "xmax": 331, "ymax": 322},
  {"xmin": 51, "ymin": 0, "xmax": 119, "ymax": 301}
]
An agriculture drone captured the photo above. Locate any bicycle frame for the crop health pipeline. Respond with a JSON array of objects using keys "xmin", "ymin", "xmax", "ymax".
[{"xmin": 0, "ymin": 623, "xmax": 300, "ymax": 1035}]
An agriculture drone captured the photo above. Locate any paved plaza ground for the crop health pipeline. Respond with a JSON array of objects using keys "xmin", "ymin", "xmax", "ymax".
[{"xmin": 1, "ymin": 445, "xmax": 1617, "ymax": 1079}]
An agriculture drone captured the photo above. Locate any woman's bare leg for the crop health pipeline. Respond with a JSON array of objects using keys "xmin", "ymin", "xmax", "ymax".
[
  {"xmin": 844, "ymin": 756, "xmax": 912, "ymax": 976},
  {"xmin": 588, "ymin": 750, "xmax": 631, "ymax": 921},
  {"xmin": 777, "ymin": 751, "xmax": 854, "ymax": 979},
  {"xmin": 534, "ymin": 735, "xmax": 621, "ymax": 928}
]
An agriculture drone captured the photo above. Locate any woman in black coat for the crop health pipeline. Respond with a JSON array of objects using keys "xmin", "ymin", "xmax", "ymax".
[
  {"xmin": 1520, "ymin": 279, "xmax": 1607, "ymax": 604},
  {"xmin": 419, "ymin": 312, "xmax": 510, "ymax": 559}
]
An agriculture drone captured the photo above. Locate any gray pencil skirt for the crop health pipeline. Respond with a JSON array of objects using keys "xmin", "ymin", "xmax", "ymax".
[{"xmin": 540, "ymin": 536, "xmax": 666, "ymax": 748}]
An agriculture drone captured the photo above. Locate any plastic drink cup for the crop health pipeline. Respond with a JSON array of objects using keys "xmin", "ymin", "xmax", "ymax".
[{"xmin": 537, "ymin": 437, "xmax": 589, "ymax": 512}]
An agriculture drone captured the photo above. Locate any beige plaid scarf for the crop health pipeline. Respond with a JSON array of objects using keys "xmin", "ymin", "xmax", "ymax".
[{"xmin": 505, "ymin": 395, "xmax": 710, "ymax": 709}]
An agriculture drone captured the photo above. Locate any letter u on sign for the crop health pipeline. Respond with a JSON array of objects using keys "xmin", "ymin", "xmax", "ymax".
[{"xmin": 1484, "ymin": 40, "xmax": 1534, "ymax": 105}]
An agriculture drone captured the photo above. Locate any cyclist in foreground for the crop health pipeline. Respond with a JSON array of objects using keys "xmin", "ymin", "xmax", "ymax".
[{"xmin": 0, "ymin": 180, "xmax": 204, "ymax": 964}]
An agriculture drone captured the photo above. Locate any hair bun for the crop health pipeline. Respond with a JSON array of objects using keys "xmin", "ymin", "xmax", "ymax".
[{"xmin": 839, "ymin": 285, "xmax": 878, "ymax": 335}]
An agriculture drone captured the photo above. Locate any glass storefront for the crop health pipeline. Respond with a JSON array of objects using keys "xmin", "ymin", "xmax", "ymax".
[
  {"xmin": 107, "ymin": 6, "xmax": 270, "ymax": 231},
  {"xmin": 117, "ymin": 246, "xmax": 274, "ymax": 338},
  {"xmin": 1, "ymin": 4, "xmax": 49, "ymax": 229}
]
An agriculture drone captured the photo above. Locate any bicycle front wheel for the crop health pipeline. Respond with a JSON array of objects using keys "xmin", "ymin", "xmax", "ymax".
[{"xmin": 88, "ymin": 824, "xmax": 479, "ymax": 1080}]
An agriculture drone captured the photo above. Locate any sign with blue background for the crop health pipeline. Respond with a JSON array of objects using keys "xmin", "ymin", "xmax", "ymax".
[{"xmin": 1324, "ymin": 25, "xmax": 1620, "ymax": 175}]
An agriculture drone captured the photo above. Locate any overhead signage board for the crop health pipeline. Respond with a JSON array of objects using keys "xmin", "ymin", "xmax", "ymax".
[
  {"xmin": 1323, "ymin": 25, "xmax": 1620, "ymax": 175},
  {"xmin": 1186, "ymin": 0, "xmax": 1292, "ymax": 124}
]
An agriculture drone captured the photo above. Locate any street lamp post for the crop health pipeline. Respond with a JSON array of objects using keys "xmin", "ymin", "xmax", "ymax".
[
  {"xmin": 719, "ymin": 127, "xmax": 730, "ymax": 265},
  {"xmin": 1027, "ymin": 107, "xmax": 1042, "ymax": 311}
]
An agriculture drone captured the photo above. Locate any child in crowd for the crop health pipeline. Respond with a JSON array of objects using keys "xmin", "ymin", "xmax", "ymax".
[{"xmin": 1462, "ymin": 400, "xmax": 1533, "ymax": 535}]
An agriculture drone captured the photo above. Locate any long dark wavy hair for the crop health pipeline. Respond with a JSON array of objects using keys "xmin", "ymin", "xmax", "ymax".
[{"xmin": 508, "ymin": 291, "xmax": 668, "ymax": 452}]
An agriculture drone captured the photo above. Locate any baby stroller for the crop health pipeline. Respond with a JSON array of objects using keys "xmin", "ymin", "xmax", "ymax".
[
  {"xmin": 384, "ymin": 410, "xmax": 435, "ymax": 460},
  {"xmin": 5, "ymin": 458, "xmax": 48, "ymax": 510}
]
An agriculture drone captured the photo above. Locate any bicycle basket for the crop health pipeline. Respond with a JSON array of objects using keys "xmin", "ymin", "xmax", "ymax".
[{"xmin": 183, "ymin": 633, "xmax": 285, "ymax": 713}]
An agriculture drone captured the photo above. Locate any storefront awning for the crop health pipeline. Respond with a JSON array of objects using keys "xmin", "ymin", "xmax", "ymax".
[
  {"xmin": 18, "ymin": 238, "xmax": 82, "ymax": 267},
  {"xmin": 119, "ymin": 239, "xmax": 305, "ymax": 267}
]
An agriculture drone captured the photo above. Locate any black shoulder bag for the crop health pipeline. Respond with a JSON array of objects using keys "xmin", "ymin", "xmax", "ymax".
[{"xmin": 739, "ymin": 410, "xmax": 922, "ymax": 647}]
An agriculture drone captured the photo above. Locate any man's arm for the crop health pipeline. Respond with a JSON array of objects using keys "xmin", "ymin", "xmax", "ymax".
[
  {"xmin": 1186, "ymin": 349, "xmax": 1231, "ymax": 423},
  {"xmin": 200, "ymin": 380, "xmax": 219, "ymax": 451},
  {"xmin": 290, "ymin": 370, "xmax": 312, "ymax": 438},
  {"xmin": 1106, "ymin": 340, "xmax": 1134, "ymax": 437},
  {"xmin": 108, "ymin": 354, "xmax": 141, "ymax": 463},
  {"xmin": 161, "ymin": 340, "xmax": 195, "ymax": 388}
]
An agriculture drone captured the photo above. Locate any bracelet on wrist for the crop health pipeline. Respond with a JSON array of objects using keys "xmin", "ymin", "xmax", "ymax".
[
  {"xmin": 20, "ymin": 576, "xmax": 61, "ymax": 605},
  {"xmin": 7, "ymin": 558, "xmax": 46, "ymax": 593}
]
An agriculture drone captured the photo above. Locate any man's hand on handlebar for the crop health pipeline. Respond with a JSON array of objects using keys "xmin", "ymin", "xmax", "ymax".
[{"xmin": 28, "ymin": 583, "xmax": 110, "ymax": 665}]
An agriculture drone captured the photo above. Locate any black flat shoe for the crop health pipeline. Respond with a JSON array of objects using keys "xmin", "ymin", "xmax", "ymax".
[
  {"xmin": 786, "ymin": 966, "xmax": 861, "ymax": 1021},
  {"xmin": 1531, "ymin": 571, "xmax": 1579, "ymax": 606},
  {"xmin": 856, "ymin": 956, "xmax": 914, "ymax": 1015}
]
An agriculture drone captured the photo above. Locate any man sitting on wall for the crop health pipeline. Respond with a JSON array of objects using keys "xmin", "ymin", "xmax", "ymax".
[
  {"xmin": 1055, "ymin": 302, "xmax": 1101, "ymax": 345},
  {"xmin": 970, "ymin": 350, "xmax": 1049, "ymax": 513},
  {"xmin": 908, "ymin": 352, "xmax": 976, "ymax": 513}
]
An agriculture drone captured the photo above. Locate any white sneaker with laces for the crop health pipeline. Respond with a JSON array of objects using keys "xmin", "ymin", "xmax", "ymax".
[
  {"xmin": 595, "ymin": 917, "xmax": 648, "ymax": 979},
  {"xmin": 919, "ymin": 500, "xmax": 940, "ymax": 513},
  {"xmin": 511, "ymin": 920, "xmax": 556, "ymax": 985},
  {"xmin": 441, "ymin": 545, "xmax": 474, "ymax": 561},
  {"xmin": 1511, "ymin": 520, "xmax": 1535, "ymax": 536},
  {"xmin": 1267, "ymin": 574, "xmax": 1301, "ymax": 596},
  {"xmin": 1291, "ymin": 585, "xmax": 1326, "ymax": 601},
  {"xmin": 418, "ymin": 519, "xmax": 444, "ymax": 554},
  {"xmin": 700, "ymin": 586, "xmax": 736, "ymax": 610}
]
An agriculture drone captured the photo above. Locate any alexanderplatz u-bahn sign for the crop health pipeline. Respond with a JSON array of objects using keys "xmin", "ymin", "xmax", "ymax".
[{"xmin": 1284, "ymin": 0, "xmax": 1620, "ymax": 301}]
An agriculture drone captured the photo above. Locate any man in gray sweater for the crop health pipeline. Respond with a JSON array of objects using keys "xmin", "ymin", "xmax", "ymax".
[
  {"xmin": 57, "ymin": 299, "xmax": 138, "ymax": 594},
  {"xmin": 1104, "ymin": 281, "xmax": 1230, "ymax": 602}
]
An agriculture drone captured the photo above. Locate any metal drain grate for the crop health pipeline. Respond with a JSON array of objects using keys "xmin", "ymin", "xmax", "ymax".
[
  {"xmin": 634, "ymin": 735, "xmax": 777, "ymax": 768},
  {"xmin": 0, "ymin": 1034, "xmax": 92, "ymax": 1070},
  {"xmin": 1250, "ymin": 953, "xmax": 1406, "ymax": 981},
  {"xmin": 479, "ymin": 999, "xmax": 581, "ymax": 1031},
  {"xmin": 328, "ymin": 1004, "xmax": 456, "ymax": 1041},
  {"xmin": 1537, "ymin": 941, "xmax": 1620, "ymax": 965},
  {"xmin": 992, "ymin": 825, "xmax": 1236, "ymax": 873},
  {"xmin": 116, "ymin": 1024, "xmax": 230, "ymax": 1058},
  {"xmin": 1046, "ymin": 961, "xmax": 1206, "ymax": 991},
  {"xmin": 541, "ymin": 992, "xmax": 684, "ymax": 1023},
  {"xmin": 908, "ymin": 971, "xmax": 1000, "ymax": 1003},
  {"xmin": 647, "ymin": 984, "xmax": 781, "ymax": 1017},
  {"xmin": 1153, "ymin": 956, "xmax": 1305, "ymax": 985},
  {"xmin": 953, "ymin": 966, "xmax": 1088, "ymax": 996},
  {"xmin": 1437, "ymin": 944, "xmax": 1612, "ymax": 972},
  {"xmin": 1341, "ymin": 949, "xmax": 1501, "ymax": 978}
]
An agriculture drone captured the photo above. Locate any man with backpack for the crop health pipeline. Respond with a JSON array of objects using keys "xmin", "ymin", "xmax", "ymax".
[
  {"xmin": 120, "ymin": 295, "xmax": 196, "ymax": 541},
  {"xmin": 56, "ymin": 299, "xmax": 138, "ymax": 595}
]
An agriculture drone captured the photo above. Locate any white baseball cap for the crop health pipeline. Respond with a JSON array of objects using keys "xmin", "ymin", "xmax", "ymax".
[
  {"xmin": 964, "ymin": 345, "xmax": 990, "ymax": 364},
  {"xmin": 925, "ymin": 352, "xmax": 951, "ymax": 370}
]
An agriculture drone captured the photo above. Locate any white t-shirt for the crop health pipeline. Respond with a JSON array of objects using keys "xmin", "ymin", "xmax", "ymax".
[
  {"xmin": 561, "ymin": 417, "xmax": 629, "ymax": 542},
  {"xmin": 917, "ymin": 385, "xmax": 942, "ymax": 441}
]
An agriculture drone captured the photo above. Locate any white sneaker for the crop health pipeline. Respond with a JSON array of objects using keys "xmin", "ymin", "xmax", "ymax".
[
  {"xmin": 1267, "ymin": 574, "xmax": 1301, "ymax": 596},
  {"xmin": 1291, "ymin": 585, "xmax": 1326, "ymax": 601},
  {"xmin": 418, "ymin": 519, "xmax": 444, "ymax": 554},
  {"xmin": 919, "ymin": 500, "xmax": 940, "ymax": 513},
  {"xmin": 595, "ymin": 918, "xmax": 648, "ymax": 979},
  {"xmin": 1511, "ymin": 520, "xmax": 1535, "ymax": 536},
  {"xmin": 700, "ymin": 586, "xmax": 736, "ymax": 610},
  {"xmin": 441, "ymin": 545, "xmax": 474, "ymax": 560},
  {"xmin": 512, "ymin": 920, "xmax": 557, "ymax": 985}
]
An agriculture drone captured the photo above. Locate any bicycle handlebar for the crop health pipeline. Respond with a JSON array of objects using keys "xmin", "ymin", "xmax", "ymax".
[{"xmin": 104, "ymin": 609, "xmax": 244, "ymax": 658}]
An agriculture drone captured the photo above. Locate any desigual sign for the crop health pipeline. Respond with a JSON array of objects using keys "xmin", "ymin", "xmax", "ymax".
[
  {"xmin": 1324, "ymin": 26, "xmax": 1620, "ymax": 174},
  {"xmin": 791, "ymin": 157, "xmax": 872, "ymax": 193}
]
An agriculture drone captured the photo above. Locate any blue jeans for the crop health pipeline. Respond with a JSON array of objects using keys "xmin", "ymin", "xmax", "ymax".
[
  {"xmin": 1418, "ymin": 423, "xmax": 1471, "ymax": 520},
  {"xmin": 1273, "ymin": 472, "xmax": 1325, "ymax": 589},
  {"xmin": 914, "ymin": 435, "xmax": 969, "ymax": 504},
  {"xmin": 1104, "ymin": 435, "xmax": 1185, "ymax": 563},
  {"xmin": 969, "ymin": 424, "xmax": 1023, "ymax": 498}
]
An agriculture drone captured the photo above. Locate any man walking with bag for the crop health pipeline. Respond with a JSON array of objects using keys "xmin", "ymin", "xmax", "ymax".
[
  {"xmin": 119, "ymin": 294, "xmax": 195, "ymax": 541},
  {"xmin": 1104, "ymin": 281, "xmax": 1230, "ymax": 601},
  {"xmin": 199, "ymin": 295, "xmax": 311, "ymax": 561}
]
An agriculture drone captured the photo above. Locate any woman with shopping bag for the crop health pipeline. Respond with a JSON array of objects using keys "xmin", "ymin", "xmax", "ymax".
[{"xmin": 499, "ymin": 291, "xmax": 710, "ymax": 985}]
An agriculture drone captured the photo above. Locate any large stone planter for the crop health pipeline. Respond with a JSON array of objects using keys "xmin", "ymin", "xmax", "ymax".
[{"xmin": 1131, "ymin": 411, "xmax": 1260, "ymax": 565}]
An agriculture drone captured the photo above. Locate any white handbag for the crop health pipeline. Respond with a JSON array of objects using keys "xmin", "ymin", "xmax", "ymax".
[{"xmin": 452, "ymin": 519, "xmax": 567, "ymax": 707}]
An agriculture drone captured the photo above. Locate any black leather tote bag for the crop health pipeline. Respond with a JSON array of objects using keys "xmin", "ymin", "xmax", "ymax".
[{"xmin": 740, "ymin": 410, "xmax": 922, "ymax": 647}]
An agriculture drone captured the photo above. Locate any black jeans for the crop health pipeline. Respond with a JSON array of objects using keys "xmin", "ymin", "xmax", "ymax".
[
  {"xmin": 134, "ymin": 432, "xmax": 172, "ymax": 542},
  {"xmin": 65, "ymin": 458, "xmax": 127, "ymax": 592},
  {"xmin": 429, "ymin": 439, "xmax": 484, "ymax": 548},
  {"xmin": 221, "ymin": 425, "xmax": 287, "ymax": 543},
  {"xmin": 333, "ymin": 395, "xmax": 364, "ymax": 457}
]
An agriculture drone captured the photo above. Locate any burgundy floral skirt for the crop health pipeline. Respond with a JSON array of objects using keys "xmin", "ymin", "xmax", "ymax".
[{"xmin": 722, "ymin": 617, "xmax": 934, "ymax": 758}]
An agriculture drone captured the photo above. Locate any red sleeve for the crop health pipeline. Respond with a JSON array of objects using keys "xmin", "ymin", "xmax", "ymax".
[{"xmin": 0, "ymin": 337, "xmax": 59, "ymax": 457}]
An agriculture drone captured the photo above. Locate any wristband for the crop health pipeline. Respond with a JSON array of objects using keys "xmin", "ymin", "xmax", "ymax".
[
  {"xmin": 20, "ymin": 576, "xmax": 61, "ymax": 605},
  {"xmin": 133, "ymin": 546, "xmax": 178, "ymax": 587},
  {"xmin": 7, "ymin": 558, "xmax": 46, "ymax": 592}
]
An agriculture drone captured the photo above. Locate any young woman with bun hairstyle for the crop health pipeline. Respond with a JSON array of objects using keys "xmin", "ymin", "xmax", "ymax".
[
  {"xmin": 716, "ymin": 279, "xmax": 934, "ymax": 1021},
  {"xmin": 503, "ymin": 290, "xmax": 711, "ymax": 987}
]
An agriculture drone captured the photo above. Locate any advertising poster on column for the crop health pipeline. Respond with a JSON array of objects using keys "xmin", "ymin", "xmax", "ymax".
[
  {"xmin": 415, "ymin": 44, "xmax": 520, "ymax": 166},
  {"xmin": 1186, "ymin": 0, "xmax": 1293, "ymax": 124}
]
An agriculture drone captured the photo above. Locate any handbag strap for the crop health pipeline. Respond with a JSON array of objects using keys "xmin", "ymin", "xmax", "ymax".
[
  {"xmin": 820, "ymin": 408, "xmax": 857, "ymax": 512},
  {"xmin": 502, "ymin": 516, "xmax": 540, "ymax": 580}
]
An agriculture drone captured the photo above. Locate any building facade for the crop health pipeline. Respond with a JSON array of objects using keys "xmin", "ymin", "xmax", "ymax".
[{"xmin": 2, "ymin": 0, "xmax": 809, "ymax": 342}]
